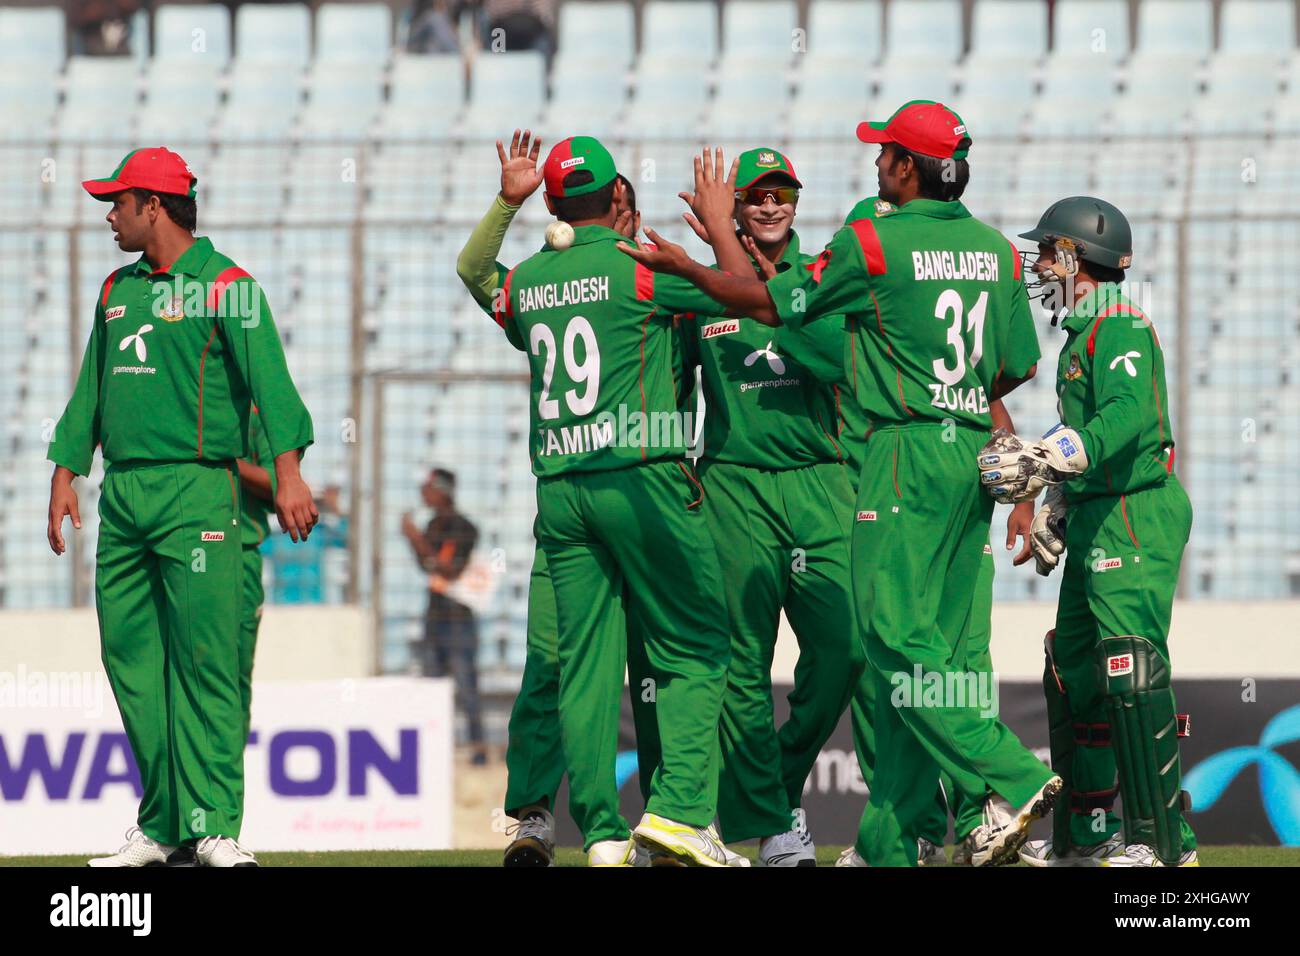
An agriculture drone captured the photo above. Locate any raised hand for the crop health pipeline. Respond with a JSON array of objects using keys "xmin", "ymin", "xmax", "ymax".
[
  {"xmin": 741, "ymin": 235, "xmax": 778, "ymax": 279},
  {"xmin": 692, "ymin": 146, "xmax": 740, "ymax": 232},
  {"xmin": 496, "ymin": 129, "xmax": 544, "ymax": 206}
]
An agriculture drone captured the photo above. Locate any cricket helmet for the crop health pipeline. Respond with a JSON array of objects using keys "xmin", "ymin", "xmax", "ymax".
[{"xmin": 1018, "ymin": 196, "xmax": 1133, "ymax": 299}]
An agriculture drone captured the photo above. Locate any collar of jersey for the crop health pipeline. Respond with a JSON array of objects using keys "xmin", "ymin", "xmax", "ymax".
[
  {"xmin": 131, "ymin": 236, "xmax": 215, "ymax": 277},
  {"xmin": 1061, "ymin": 282, "xmax": 1128, "ymax": 333},
  {"xmin": 892, "ymin": 198, "xmax": 970, "ymax": 220},
  {"xmin": 565, "ymin": 224, "xmax": 625, "ymax": 246}
]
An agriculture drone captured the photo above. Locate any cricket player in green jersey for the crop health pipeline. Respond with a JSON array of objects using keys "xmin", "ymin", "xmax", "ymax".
[
  {"xmin": 768, "ymin": 195, "xmax": 1038, "ymax": 867},
  {"xmin": 672, "ymin": 146, "xmax": 863, "ymax": 865},
  {"xmin": 623, "ymin": 102, "xmax": 1063, "ymax": 867},
  {"xmin": 492, "ymin": 134, "xmax": 738, "ymax": 866},
  {"xmin": 235, "ymin": 407, "xmax": 277, "ymax": 743},
  {"xmin": 978, "ymin": 196, "xmax": 1198, "ymax": 867},
  {"xmin": 46, "ymin": 148, "xmax": 316, "ymax": 868},
  {"xmin": 456, "ymin": 132, "xmax": 713, "ymax": 867}
]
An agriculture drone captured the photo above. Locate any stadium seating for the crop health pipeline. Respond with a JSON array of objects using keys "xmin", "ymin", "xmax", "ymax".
[{"xmin": 4, "ymin": 0, "xmax": 1299, "ymax": 669}]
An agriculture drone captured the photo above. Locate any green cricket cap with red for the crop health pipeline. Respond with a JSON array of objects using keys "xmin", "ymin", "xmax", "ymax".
[
  {"xmin": 82, "ymin": 147, "xmax": 198, "ymax": 200},
  {"xmin": 543, "ymin": 136, "xmax": 618, "ymax": 198},
  {"xmin": 735, "ymin": 147, "xmax": 803, "ymax": 189},
  {"xmin": 856, "ymin": 100, "xmax": 972, "ymax": 160}
]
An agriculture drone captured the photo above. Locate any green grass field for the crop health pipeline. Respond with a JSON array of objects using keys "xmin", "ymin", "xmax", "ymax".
[{"xmin": 5, "ymin": 846, "xmax": 1298, "ymax": 867}]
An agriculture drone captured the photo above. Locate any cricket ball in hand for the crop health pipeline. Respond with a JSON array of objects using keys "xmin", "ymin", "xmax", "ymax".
[{"xmin": 546, "ymin": 221, "xmax": 575, "ymax": 251}]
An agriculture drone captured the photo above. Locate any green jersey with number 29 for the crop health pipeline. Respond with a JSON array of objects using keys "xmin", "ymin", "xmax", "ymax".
[
  {"xmin": 496, "ymin": 224, "xmax": 723, "ymax": 477},
  {"xmin": 766, "ymin": 198, "xmax": 1040, "ymax": 430}
]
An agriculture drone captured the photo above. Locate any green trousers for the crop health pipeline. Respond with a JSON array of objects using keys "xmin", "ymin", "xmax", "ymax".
[
  {"xmin": 852, "ymin": 424, "xmax": 1052, "ymax": 866},
  {"xmin": 239, "ymin": 546, "xmax": 264, "ymax": 744},
  {"xmin": 96, "ymin": 460, "xmax": 245, "ymax": 845},
  {"xmin": 697, "ymin": 460, "xmax": 864, "ymax": 843},
  {"xmin": 1054, "ymin": 477, "xmax": 1197, "ymax": 852},
  {"xmin": 502, "ymin": 545, "xmax": 660, "ymax": 818},
  {"xmin": 851, "ymin": 546, "xmax": 995, "ymax": 847},
  {"xmin": 536, "ymin": 459, "xmax": 732, "ymax": 849}
]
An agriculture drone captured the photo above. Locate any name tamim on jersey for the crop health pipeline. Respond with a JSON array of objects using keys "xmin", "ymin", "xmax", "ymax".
[{"xmin": 517, "ymin": 276, "xmax": 610, "ymax": 313}]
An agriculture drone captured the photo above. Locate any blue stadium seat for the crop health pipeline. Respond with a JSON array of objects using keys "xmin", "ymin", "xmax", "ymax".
[
  {"xmin": 1135, "ymin": 0, "xmax": 1212, "ymax": 56},
  {"xmin": 708, "ymin": 56, "xmax": 792, "ymax": 135},
  {"xmin": 873, "ymin": 59, "xmax": 956, "ymax": 107},
  {"xmin": 299, "ymin": 63, "xmax": 385, "ymax": 139},
  {"xmin": 377, "ymin": 55, "xmax": 465, "ymax": 138},
  {"xmin": 1220, "ymin": 0, "xmax": 1295, "ymax": 56},
  {"xmin": 641, "ymin": 1, "xmax": 718, "ymax": 62},
  {"xmin": 557, "ymin": 0, "xmax": 634, "ymax": 66},
  {"xmin": 969, "ymin": 0, "xmax": 1046, "ymax": 59},
  {"xmin": 627, "ymin": 63, "xmax": 711, "ymax": 136},
  {"xmin": 316, "ymin": 1, "xmax": 393, "ymax": 63},
  {"xmin": 0, "ymin": 6, "xmax": 65, "ymax": 69},
  {"xmin": 1029, "ymin": 57, "xmax": 1117, "ymax": 135},
  {"xmin": 806, "ymin": 0, "xmax": 882, "ymax": 60},
  {"xmin": 57, "ymin": 58, "xmax": 141, "ymax": 142},
  {"xmin": 793, "ymin": 55, "xmax": 870, "ymax": 135},
  {"xmin": 216, "ymin": 64, "xmax": 303, "ymax": 140},
  {"xmin": 885, "ymin": 0, "xmax": 963, "ymax": 61},
  {"xmin": 0, "ymin": 74, "xmax": 58, "ymax": 138},
  {"xmin": 1050, "ymin": 0, "xmax": 1128, "ymax": 59},
  {"xmin": 235, "ymin": 3, "xmax": 311, "ymax": 66},
  {"xmin": 543, "ymin": 53, "xmax": 627, "ymax": 141},
  {"xmin": 722, "ymin": 0, "xmax": 798, "ymax": 59},
  {"xmin": 153, "ymin": 3, "xmax": 231, "ymax": 64},
  {"xmin": 139, "ymin": 62, "xmax": 222, "ymax": 140},
  {"xmin": 461, "ymin": 52, "xmax": 547, "ymax": 135}
]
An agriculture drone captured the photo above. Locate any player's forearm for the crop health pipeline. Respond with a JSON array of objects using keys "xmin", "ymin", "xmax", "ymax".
[
  {"xmin": 991, "ymin": 364, "xmax": 1036, "ymax": 400},
  {"xmin": 237, "ymin": 459, "xmax": 274, "ymax": 502},
  {"xmin": 989, "ymin": 398, "xmax": 1015, "ymax": 434},
  {"xmin": 704, "ymin": 216, "xmax": 753, "ymax": 279},
  {"xmin": 456, "ymin": 195, "xmax": 520, "ymax": 309},
  {"xmin": 1078, "ymin": 395, "xmax": 1143, "ymax": 472},
  {"xmin": 679, "ymin": 259, "xmax": 780, "ymax": 325}
]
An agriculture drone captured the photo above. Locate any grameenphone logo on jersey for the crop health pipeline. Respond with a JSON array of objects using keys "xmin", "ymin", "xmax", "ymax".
[{"xmin": 112, "ymin": 325, "xmax": 156, "ymax": 376}]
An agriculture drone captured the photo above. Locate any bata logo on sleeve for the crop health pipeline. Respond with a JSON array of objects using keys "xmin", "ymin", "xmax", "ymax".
[
  {"xmin": 856, "ymin": 511, "xmax": 877, "ymax": 522},
  {"xmin": 105, "ymin": 305, "xmax": 126, "ymax": 322},
  {"xmin": 1107, "ymin": 654, "xmax": 1134, "ymax": 677},
  {"xmin": 1094, "ymin": 556, "xmax": 1123, "ymax": 572},
  {"xmin": 200, "ymin": 531, "xmax": 225, "ymax": 541},
  {"xmin": 700, "ymin": 320, "xmax": 739, "ymax": 339}
]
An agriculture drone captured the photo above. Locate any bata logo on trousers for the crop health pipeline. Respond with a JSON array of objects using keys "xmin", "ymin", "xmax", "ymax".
[
  {"xmin": 856, "ymin": 511, "xmax": 877, "ymax": 521},
  {"xmin": 200, "ymin": 531, "xmax": 225, "ymax": 541},
  {"xmin": 1094, "ymin": 556, "xmax": 1123, "ymax": 572},
  {"xmin": 1107, "ymin": 654, "xmax": 1134, "ymax": 677}
]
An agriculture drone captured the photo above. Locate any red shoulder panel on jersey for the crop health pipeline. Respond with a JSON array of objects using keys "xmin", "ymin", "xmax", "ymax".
[
  {"xmin": 494, "ymin": 267, "xmax": 516, "ymax": 329},
  {"xmin": 206, "ymin": 266, "xmax": 252, "ymax": 312},
  {"xmin": 635, "ymin": 261, "xmax": 655, "ymax": 300},
  {"xmin": 1087, "ymin": 303, "xmax": 1151, "ymax": 358},
  {"xmin": 848, "ymin": 219, "xmax": 887, "ymax": 275},
  {"xmin": 1007, "ymin": 240, "xmax": 1022, "ymax": 280},
  {"xmin": 100, "ymin": 267, "xmax": 127, "ymax": 307}
]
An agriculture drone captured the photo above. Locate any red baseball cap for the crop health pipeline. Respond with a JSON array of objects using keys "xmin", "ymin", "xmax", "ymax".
[
  {"xmin": 856, "ymin": 100, "xmax": 972, "ymax": 160},
  {"xmin": 82, "ymin": 147, "xmax": 198, "ymax": 200}
]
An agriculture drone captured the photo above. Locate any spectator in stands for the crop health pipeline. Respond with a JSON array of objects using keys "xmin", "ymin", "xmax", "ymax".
[
  {"xmin": 480, "ymin": 0, "xmax": 557, "ymax": 60},
  {"xmin": 69, "ymin": 0, "xmax": 140, "ymax": 56},
  {"xmin": 405, "ymin": 0, "xmax": 462, "ymax": 54},
  {"xmin": 402, "ymin": 468, "xmax": 487, "ymax": 764},
  {"xmin": 263, "ymin": 484, "xmax": 349, "ymax": 604}
]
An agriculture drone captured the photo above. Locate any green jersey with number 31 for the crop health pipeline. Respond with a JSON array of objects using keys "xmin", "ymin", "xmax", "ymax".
[
  {"xmin": 766, "ymin": 198, "xmax": 1040, "ymax": 430},
  {"xmin": 496, "ymin": 224, "xmax": 723, "ymax": 477}
]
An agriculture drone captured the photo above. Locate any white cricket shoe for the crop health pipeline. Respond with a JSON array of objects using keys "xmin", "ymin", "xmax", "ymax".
[
  {"xmin": 1020, "ymin": 833, "xmax": 1123, "ymax": 867},
  {"xmin": 195, "ymin": 835, "xmax": 259, "ymax": 867},
  {"xmin": 1104, "ymin": 844, "xmax": 1200, "ymax": 867},
  {"xmin": 759, "ymin": 829, "xmax": 816, "ymax": 867},
  {"xmin": 968, "ymin": 775, "xmax": 1064, "ymax": 867},
  {"xmin": 792, "ymin": 808, "xmax": 817, "ymax": 858},
  {"xmin": 835, "ymin": 846, "xmax": 868, "ymax": 867},
  {"xmin": 503, "ymin": 807, "xmax": 556, "ymax": 867},
  {"xmin": 632, "ymin": 813, "xmax": 729, "ymax": 867},
  {"xmin": 917, "ymin": 837, "xmax": 946, "ymax": 866},
  {"xmin": 87, "ymin": 827, "xmax": 180, "ymax": 868},
  {"xmin": 707, "ymin": 824, "xmax": 751, "ymax": 867},
  {"xmin": 588, "ymin": 836, "xmax": 638, "ymax": 867}
]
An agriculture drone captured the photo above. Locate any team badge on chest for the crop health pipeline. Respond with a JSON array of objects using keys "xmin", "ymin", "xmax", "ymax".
[
  {"xmin": 1065, "ymin": 351, "xmax": 1083, "ymax": 381},
  {"xmin": 159, "ymin": 295, "xmax": 185, "ymax": 322}
]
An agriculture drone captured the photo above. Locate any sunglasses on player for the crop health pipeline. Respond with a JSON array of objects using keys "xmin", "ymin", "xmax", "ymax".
[{"xmin": 734, "ymin": 186, "xmax": 800, "ymax": 206}]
